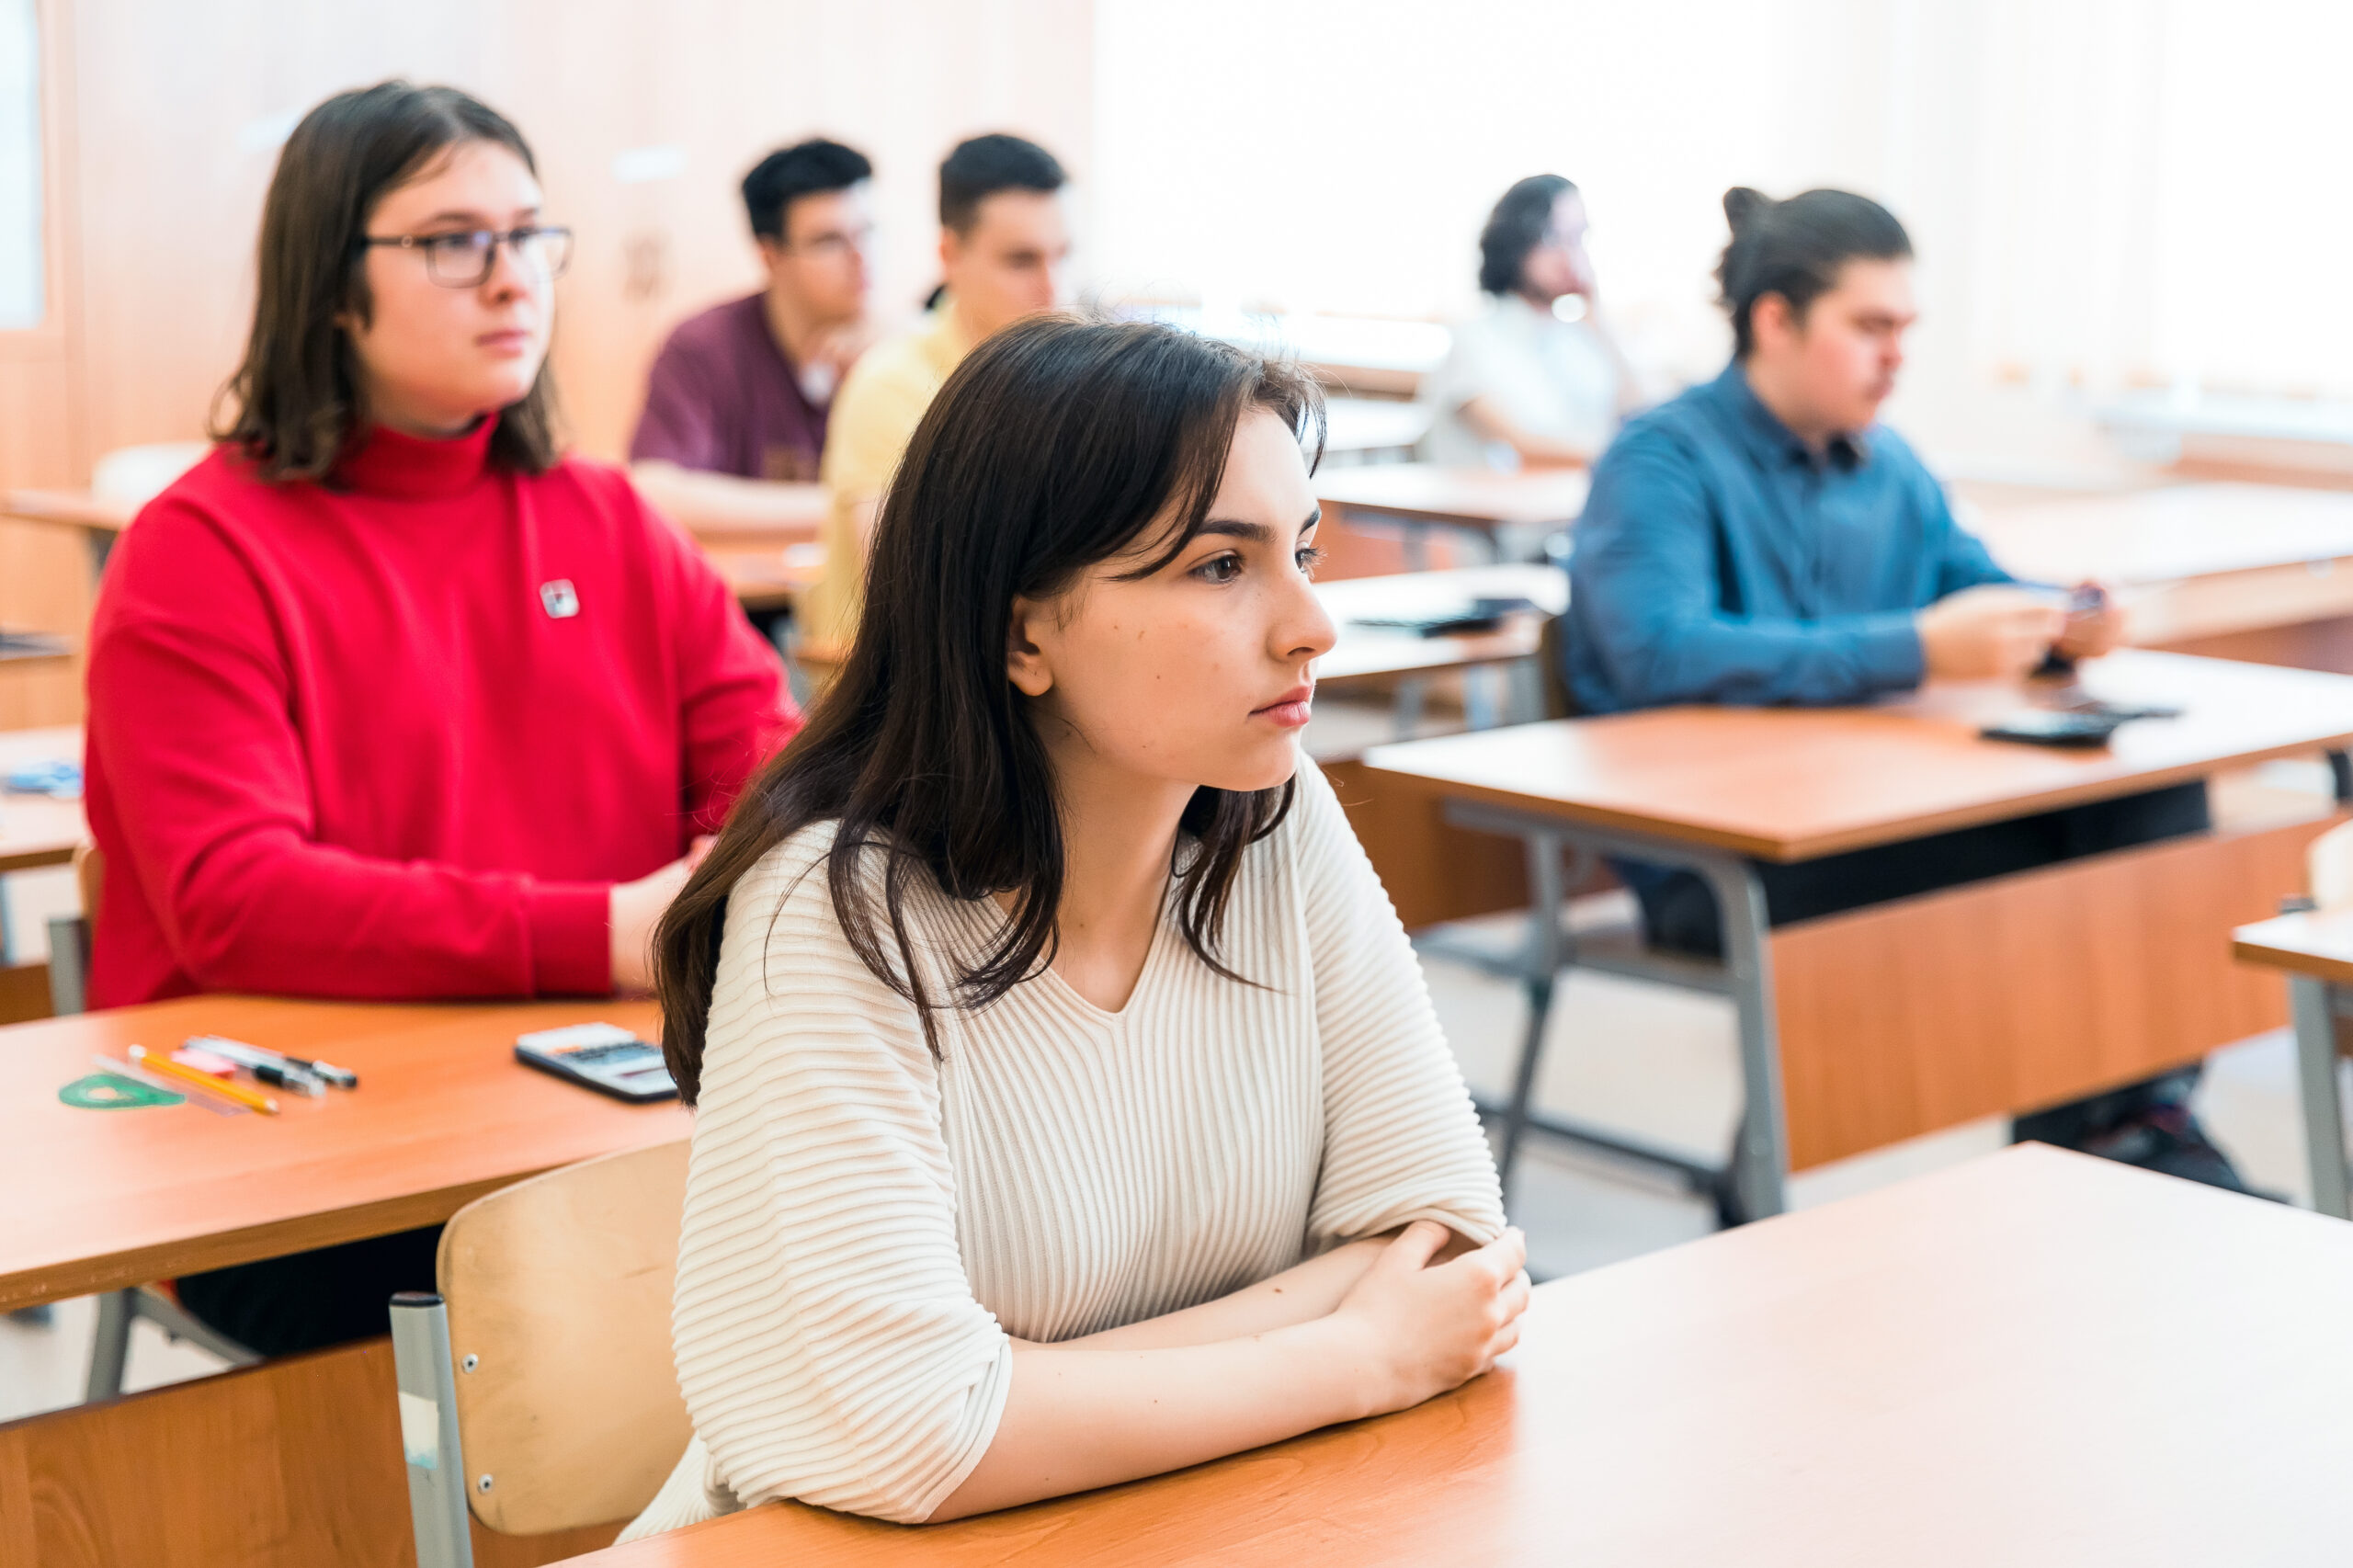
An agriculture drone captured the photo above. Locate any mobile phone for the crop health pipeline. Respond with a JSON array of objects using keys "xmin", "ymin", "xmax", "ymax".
[
  {"xmin": 515, "ymin": 1022, "xmax": 678, "ymax": 1103},
  {"xmin": 1979, "ymin": 710, "xmax": 2125, "ymax": 748}
]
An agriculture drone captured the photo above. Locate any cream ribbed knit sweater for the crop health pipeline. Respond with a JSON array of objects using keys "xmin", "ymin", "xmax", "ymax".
[{"xmin": 621, "ymin": 759, "xmax": 1505, "ymax": 1538}]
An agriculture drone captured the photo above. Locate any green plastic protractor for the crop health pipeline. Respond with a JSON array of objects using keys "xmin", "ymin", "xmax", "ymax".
[{"xmin": 59, "ymin": 1072, "xmax": 184, "ymax": 1109}]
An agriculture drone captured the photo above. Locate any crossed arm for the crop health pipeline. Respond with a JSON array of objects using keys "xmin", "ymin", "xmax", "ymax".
[{"xmin": 932, "ymin": 1221, "xmax": 1528, "ymax": 1521}]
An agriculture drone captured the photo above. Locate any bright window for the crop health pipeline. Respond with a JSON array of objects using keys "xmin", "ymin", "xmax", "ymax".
[{"xmin": 0, "ymin": 0, "xmax": 41, "ymax": 332}]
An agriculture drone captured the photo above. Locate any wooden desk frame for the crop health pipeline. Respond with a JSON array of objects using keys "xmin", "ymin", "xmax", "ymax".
[{"xmin": 1446, "ymin": 754, "xmax": 2353, "ymax": 1222}]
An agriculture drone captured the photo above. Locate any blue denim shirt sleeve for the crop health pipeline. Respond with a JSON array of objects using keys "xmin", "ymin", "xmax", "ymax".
[
  {"xmin": 1569, "ymin": 425, "xmax": 1930, "ymax": 710},
  {"xmin": 1919, "ymin": 466, "xmax": 2016, "ymax": 598}
]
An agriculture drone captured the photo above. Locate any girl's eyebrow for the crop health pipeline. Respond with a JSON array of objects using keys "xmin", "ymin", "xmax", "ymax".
[{"xmin": 1196, "ymin": 508, "xmax": 1322, "ymax": 544}]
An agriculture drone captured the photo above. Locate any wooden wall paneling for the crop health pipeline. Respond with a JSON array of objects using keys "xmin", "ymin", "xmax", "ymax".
[
  {"xmin": 1771, "ymin": 813, "xmax": 2336, "ymax": 1170},
  {"xmin": 0, "ymin": 0, "xmax": 90, "ymax": 726},
  {"xmin": 0, "ymin": 1335, "xmax": 621, "ymax": 1568},
  {"xmin": 50, "ymin": 0, "xmax": 1097, "ymax": 472}
]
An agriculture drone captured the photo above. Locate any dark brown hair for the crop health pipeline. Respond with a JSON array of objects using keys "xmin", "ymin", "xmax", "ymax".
[
  {"xmin": 212, "ymin": 81, "xmax": 563, "ymax": 482},
  {"xmin": 1478, "ymin": 174, "xmax": 1577, "ymax": 296},
  {"xmin": 1715, "ymin": 186, "xmax": 1913, "ymax": 359},
  {"xmin": 654, "ymin": 316, "xmax": 1324, "ymax": 1103}
]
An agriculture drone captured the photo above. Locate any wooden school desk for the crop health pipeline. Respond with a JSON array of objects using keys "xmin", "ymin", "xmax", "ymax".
[
  {"xmin": 0, "ymin": 724, "xmax": 82, "ymax": 878},
  {"xmin": 2, "ymin": 486, "xmax": 131, "ymax": 579},
  {"xmin": 0, "ymin": 994, "xmax": 682, "ymax": 1568},
  {"xmin": 2234, "ymin": 905, "xmax": 2353, "ymax": 1218},
  {"xmin": 1319, "ymin": 397, "xmax": 1431, "ymax": 463},
  {"xmin": 1313, "ymin": 562, "xmax": 1565, "ymax": 738},
  {"xmin": 1313, "ymin": 464, "xmax": 1589, "ymax": 567},
  {"xmin": 3, "ymin": 483, "xmax": 819, "ymax": 622},
  {"xmin": 1365, "ymin": 651, "xmax": 2353, "ymax": 1219},
  {"xmin": 1975, "ymin": 481, "xmax": 2353, "ymax": 668},
  {"xmin": 558, "ymin": 1144, "xmax": 2353, "ymax": 1568}
]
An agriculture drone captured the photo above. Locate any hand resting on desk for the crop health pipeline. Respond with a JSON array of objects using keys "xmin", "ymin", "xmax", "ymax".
[
  {"xmin": 928, "ymin": 1221, "xmax": 1530, "ymax": 1521},
  {"xmin": 1918, "ymin": 585, "xmax": 2068, "ymax": 681}
]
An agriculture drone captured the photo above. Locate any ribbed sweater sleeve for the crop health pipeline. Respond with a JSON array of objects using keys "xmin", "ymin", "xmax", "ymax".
[
  {"xmin": 1292, "ymin": 760, "xmax": 1507, "ymax": 1248},
  {"xmin": 668, "ymin": 827, "xmax": 1011, "ymax": 1526}
]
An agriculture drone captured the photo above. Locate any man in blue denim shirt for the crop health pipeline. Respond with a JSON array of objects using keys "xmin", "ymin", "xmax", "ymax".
[{"xmin": 1564, "ymin": 187, "xmax": 2245, "ymax": 1192}]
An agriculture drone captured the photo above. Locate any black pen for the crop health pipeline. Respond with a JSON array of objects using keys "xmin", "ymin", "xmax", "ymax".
[
  {"xmin": 188, "ymin": 1035, "xmax": 359, "ymax": 1091},
  {"xmin": 250, "ymin": 1060, "xmax": 327, "ymax": 1098}
]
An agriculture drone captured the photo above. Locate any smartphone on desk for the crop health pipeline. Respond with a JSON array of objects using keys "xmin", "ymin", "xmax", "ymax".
[
  {"xmin": 1979, "ymin": 710, "xmax": 2126, "ymax": 748},
  {"xmin": 516, "ymin": 1022, "xmax": 678, "ymax": 1103}
]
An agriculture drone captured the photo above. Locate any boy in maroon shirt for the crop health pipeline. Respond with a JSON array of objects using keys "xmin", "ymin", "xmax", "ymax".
[{"xmin": 629, "ymin": 139, "xmax": 874, "ymax": 528}]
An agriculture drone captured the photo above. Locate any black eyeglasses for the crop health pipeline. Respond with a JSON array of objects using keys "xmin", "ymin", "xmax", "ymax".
[{"xmin": 358, "ymin": 225, "xmax": 574, "ymax": 288}]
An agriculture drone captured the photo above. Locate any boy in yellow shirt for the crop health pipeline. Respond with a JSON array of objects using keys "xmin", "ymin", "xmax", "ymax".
[{"xmin": 809, "ymin": 134, "xmax": 1072, "ymax": 648}]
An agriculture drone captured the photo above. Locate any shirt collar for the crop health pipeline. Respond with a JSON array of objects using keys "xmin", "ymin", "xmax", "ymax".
[
  {"xmin": 335, "ymin": 416, "xmax": 500, "ymax": 500},
  {"xmin": 1705, "ymin": 361, "xmax": 1870, "ymax": 473}
]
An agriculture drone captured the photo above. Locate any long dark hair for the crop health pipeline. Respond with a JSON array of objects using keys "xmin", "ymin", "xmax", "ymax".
[
  {"xmin": 1478, "ymin": 174, "xmax": 1576, "ymax": 296},
  {"xmin": 1715, "ymin": 186, "xmax": 1912, "ymax": 359},
  {"xmin": 654, "ymin": 316, "xmax": 1326, "ymax": 1103},
  {"xmin": 211, "ymin": 80, "xmax": 563, "ymax": 482}
]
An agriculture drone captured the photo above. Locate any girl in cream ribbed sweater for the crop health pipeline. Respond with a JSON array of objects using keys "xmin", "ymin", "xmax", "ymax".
[{"xmin": 625, "ymin": 318, "xmax": 1528, "ymax": 1540}]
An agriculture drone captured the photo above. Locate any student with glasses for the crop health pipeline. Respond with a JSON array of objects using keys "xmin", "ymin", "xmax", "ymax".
[
  {"xmin": 81, "ymin": 80, "xmax": 799, "ymax": 1354},
  {"xmin": 629, "ymin": 140, "xmax": 877, "ymax": 536}
]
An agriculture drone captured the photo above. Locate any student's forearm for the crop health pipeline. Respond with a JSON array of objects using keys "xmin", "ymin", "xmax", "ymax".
[
  {"xmin": 1460, "ymin": 397, "xmax": 1595, "ymax": 468},
  {"xmin": 931, "ymin": 1315, "xmax": 1380, "ymax": 1521},
  {"xmin": 1060, "ymin": 1238, "xmax": 1388, "ymax": 1351}
]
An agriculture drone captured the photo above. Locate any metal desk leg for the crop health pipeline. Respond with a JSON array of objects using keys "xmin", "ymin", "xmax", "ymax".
[
  {"xmin": 1495, "ymin": 829, "xmax": 1567, "ymax": 1208},
  {"xmin": 1697, "ymin": 856, "xmax": 1790, "ymax": 1220},
  {"xmin": 1401, "ymin": 524, "xmax": 1431, "ymax": 571},
  {"xmin": 2290, "ymin": 976, "xmax": 2350, "ymax": 1219}
]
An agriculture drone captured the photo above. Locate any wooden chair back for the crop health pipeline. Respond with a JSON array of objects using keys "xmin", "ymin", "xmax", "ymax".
[
  {"xmin": 75, "ymin": 841, "xmax": 102, "ymax": 926},
  {"xmin": 2310, "ymin": 817, "xmax": 2353, "ymax": 909},
  {"xmin": 1535, "ymin": 613, "xmax": 1579, "ymax": 721},
  {"xmin": 438, "ymin": 1138, "xmax": 693, "ymax": 1536}
]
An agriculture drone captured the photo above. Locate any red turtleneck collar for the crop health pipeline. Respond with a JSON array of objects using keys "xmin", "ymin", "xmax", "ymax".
[{"xmin": 333, "ymin": 416, "xmax": 500, "ymax": 500}]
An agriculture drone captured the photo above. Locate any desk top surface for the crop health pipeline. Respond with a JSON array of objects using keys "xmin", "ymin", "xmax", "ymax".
[
  {"xmin": 0, "ymin": 724, "xmax": 85, "ymax": 874},
  {"xmin": 566, "ymin": 1145, "xmax": 2353, "ymax": 1568},
  {"xmin": 1, "ymin": 487, "xmax": 134, "ymax": 534},
  {"xmin": 2234, "ymin": 905, "xmax": 2353, "ymax": 984},
  {"xmin": 1313, "ymin": 564, "xmax": 1564, "ymax": 683},
  {"xmin": 0, "ymin": 994, "xmax": 684, "ymax": 1310},
  {"xmin": 1313, "ymin": 464, "xmax": 1590, "ymax": 529},
  {"xmin": 1975, "ymin": 481, "xmax": 2353, "ymax": 586},
  {"xmin": 1362, "ymin": 650, "xmax": 2353, "ymax": 860}
]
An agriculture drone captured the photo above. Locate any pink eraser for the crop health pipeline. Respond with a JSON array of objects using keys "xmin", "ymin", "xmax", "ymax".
[{"xmin": 171, "ymin": 1046, "xmax": 238, "ymax": 1077}]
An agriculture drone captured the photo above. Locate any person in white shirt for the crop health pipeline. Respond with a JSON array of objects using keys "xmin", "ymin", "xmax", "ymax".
[
  {"xmin": 1421, "ymin": 173, "xmax": 1644, "ymax": 471},
  {"xmin": 622, "ymin": 316, "xmax": 1526, "ymax": 1539}
]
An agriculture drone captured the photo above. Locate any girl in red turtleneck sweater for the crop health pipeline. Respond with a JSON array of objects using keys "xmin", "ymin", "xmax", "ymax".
[{"xmin": 82, "ymin": 83, "xmax": 799, "ymax": 1354}]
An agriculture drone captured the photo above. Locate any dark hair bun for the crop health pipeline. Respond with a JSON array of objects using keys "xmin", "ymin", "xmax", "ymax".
[{"xmin": 1722, "ymin": 187, "xmax": 1771, "ymax": 234}]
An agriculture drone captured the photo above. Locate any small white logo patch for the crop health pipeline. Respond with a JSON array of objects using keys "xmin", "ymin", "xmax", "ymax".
[{"xmin": 540, "ymin": 579, "xmax": 579, "ymax": 619}]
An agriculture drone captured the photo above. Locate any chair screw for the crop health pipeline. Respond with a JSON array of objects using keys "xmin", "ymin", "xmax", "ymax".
[
  {"xmin": 478, "ymin": 1474, "xmax": 494, "ymax": 1493},
  {"xmin": 460, "ymin": 1354, "xmax": 479, "ymax": 1373}
]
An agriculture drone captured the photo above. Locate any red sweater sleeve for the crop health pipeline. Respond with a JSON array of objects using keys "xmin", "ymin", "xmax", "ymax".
[
  {"xmin": 631, "ymin": 483, "xmax": 802, "ymax": 832},
  {"xmin": 87, "ymin": 502, "xmax": 612, "ymax": 999}
]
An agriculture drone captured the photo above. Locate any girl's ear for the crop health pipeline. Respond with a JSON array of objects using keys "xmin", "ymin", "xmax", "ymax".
[{"xmin": 1006, "ymin": 595, "xmax": 1054, "ymax": 698}]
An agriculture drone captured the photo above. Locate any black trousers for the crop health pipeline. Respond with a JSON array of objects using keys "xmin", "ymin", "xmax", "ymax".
[
  {"xmin": 1627, "ymin": 781, "xmax": 2215, "ymax": 1142},
  {"xmin": 175, "ymin": 1224, "xmax": 443, "ymax": 1358}
]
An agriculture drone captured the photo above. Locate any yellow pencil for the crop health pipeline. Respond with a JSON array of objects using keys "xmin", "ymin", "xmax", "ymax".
[{"xmin": 130, "ymin": 1045, "xmax": 280, "ymax": 1115}]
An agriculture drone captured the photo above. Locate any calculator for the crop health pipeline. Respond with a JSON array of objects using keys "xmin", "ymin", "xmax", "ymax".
[{"xmin": 514, "ymin": 1023, "xmax": 679, "ymax": 1103}]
